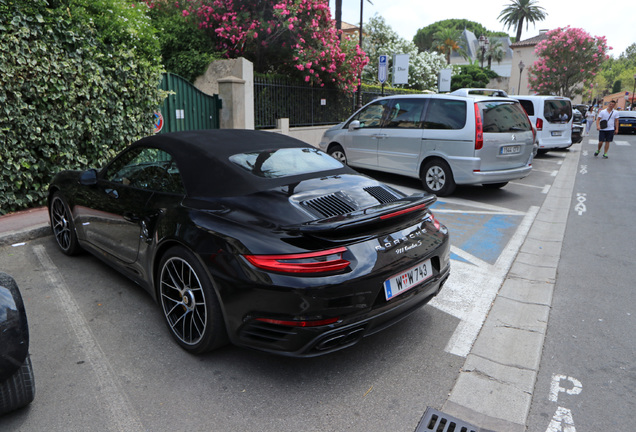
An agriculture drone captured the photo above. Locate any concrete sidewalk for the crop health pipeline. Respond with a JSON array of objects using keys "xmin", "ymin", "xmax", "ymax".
[{"xmin": 0, "ymin": 207, "xmax": 50, "ymax": 246}]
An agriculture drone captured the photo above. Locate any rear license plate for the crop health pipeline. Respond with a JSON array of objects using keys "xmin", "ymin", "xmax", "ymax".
[
  {"xmin": 500, "ymin": 145, "xmax": 521, "ymax": 155},
  {"xmin": 383, "ymin": 259, "xmax": 433, "ymax": 301},
  {"xmin": 551, "ymin": 131, "xmax": 562, "ymax": 136},
  {"xmin": 624, "ymin": 123, "xmax": 632, "ymax": 127}
]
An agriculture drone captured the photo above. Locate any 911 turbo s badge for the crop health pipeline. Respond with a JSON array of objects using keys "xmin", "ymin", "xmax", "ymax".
[{"xmin": 375, "ymin": 229, "xmax": 426, "ymax": 253}]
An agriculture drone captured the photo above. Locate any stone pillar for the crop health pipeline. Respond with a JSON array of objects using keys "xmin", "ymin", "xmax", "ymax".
[{"xmin": 194, "ymin": 57, "xmax": 254, "ymax": 130}]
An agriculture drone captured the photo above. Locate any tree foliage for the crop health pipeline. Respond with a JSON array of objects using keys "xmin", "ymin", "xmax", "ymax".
[
  {"xmin": 527, "ymin": 27, "xmax": 609, "ymax": 98},
  {"xmin": 413, "ymin": 19, "xmax": 509, "ymax": 53},
  {"xmin": 362, "ymin": 15, "xmax": 448, "ymax": 91},
  {"xmin": 450, "ymin": 65, "xmax": 498, "ymax": 91},
  {"xmin": 498, "ymin": 0, "xmax": 547, "ymax": 42},
  {"xmin": 148, "ymin": 5, "xmax": 222, "ymax": 83},
  {"xmin": 150, "ymin": 0, "xmax": 368, "ymax": 91},
  {"xmin": 0, "ymin": 0, "xmax": 164, "ymax": 214}
]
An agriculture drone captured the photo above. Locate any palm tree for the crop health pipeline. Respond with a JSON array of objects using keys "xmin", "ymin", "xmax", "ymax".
[
  {"xmin": 498, "ymin": 0, "xmax": 547, "ymax": 42},
  {"xmin": 486, "ymin": 39, "xmax": 506, "ymax": 69},
  {"xmin": 432, "ymin": 28, "xmax": 466, "ymax": 64}
]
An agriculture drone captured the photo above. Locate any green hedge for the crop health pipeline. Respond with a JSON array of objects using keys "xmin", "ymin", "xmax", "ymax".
[{"xmin": 0, "ymin": 1, "xmax": 165, "ymax": 214}]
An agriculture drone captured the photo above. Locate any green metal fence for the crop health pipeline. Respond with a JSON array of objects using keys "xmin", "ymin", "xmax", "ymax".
[{"xmin": 156, "ymin": 73, "xmax": 221, "ymax": 133}]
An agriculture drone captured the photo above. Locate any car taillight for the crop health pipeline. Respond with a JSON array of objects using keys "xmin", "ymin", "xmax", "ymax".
[
  {"xmin": 244, "ymin": 247, "xmax": 350, "ymax": 273},
  {"xmin": 426, "ymin": 212, "xmax": 442, "ymax": 230},
  {"xmin": 536, "ymin": 118, "xmax": 543, "ymax": 131},
  {"xmin": 255, "ymin": 317, "xmax": 339, "ymax": 327},
  {"xmin": 474, "ymin": 103, "xmax": 483, "ymax": 150}
]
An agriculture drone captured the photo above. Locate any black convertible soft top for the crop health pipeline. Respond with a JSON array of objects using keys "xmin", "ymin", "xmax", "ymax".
[{"xmin": 133, "ymin": 130, "xmax": 355, "ymax": 198}]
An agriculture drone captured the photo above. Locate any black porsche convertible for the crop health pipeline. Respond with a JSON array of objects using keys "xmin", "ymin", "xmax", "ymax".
[{"xmin": 48, "ymin": 130, "xmax": 450, "ymax": 357}]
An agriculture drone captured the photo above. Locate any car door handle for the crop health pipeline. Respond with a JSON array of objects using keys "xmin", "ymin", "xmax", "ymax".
[
  {"xmin": 105, "ymin": 188, "xmax": 119, "ymax": 199},
  {"xmin": 372, "ymin": 134, "xmax": 387, "ymax": 139}
]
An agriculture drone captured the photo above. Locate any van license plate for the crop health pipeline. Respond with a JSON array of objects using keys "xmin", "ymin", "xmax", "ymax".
[
  {"xmin": 551, "ymin": 131, "xmax": 562, "ymax": 136},
  {"xmin": 500, "ymin": 145, "xmax": 521, "ymax": 155},
  {"xmin": 383, "ymin": 259, "xmax": 433, "ymax": 301}
]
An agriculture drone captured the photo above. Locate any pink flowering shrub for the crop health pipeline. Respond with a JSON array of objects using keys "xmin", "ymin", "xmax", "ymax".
[
  {"xmin": 527, "ymin": 26, "xmax": 610, "ymax": 98},
  {"xmin": 146, "ymin": 0, "xmax": 368, "ymax": 91}
]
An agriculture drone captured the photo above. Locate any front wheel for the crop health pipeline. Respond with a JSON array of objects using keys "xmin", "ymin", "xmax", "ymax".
[
  {"xmin": 157, "ymin": 246, "xmax": 227, "ymax": 354},
  {"xmin": 0, "ymin": 355, "xmax": 35, "ymax": 415},
  {"xmin": 328, "ymin": 145, "xmax": 347, "ymax": 164},
  {"xmin": 421, "ymin": 160, "xmax": 456, "ymax": 196},
  {"xmin": 49, "ymin": 192, "xmax": 81, "ymax": 255}
]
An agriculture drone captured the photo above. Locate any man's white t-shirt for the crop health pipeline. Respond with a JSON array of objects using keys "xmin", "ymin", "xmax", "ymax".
[{"xmin": 597, "ymin": 108, "xmax": 617, "ymax": 131}]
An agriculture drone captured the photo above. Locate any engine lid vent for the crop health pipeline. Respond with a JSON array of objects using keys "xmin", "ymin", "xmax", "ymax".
[
  {"xmin": 364, "ymin": 186, "xmax": 401, "ymax": 204},
  {"xmin": 301, "ymin": 192, "xmax": 356, "ymax": 218}
]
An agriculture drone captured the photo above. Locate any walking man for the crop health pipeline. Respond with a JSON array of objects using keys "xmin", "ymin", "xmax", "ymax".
[{"xmin": 595, "ymin": 100, "xmax": 619, "ymax": 159}]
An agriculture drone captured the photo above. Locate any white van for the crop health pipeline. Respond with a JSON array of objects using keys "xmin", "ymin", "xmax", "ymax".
[{"xmin": 511, "ymin": 95, "xmax": 573, "ymax": 153}]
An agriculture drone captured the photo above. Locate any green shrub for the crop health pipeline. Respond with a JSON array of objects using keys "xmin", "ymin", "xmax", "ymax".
[{"xmin": 0, "ymin": 0, "xmax": 165, "ymax": 214}]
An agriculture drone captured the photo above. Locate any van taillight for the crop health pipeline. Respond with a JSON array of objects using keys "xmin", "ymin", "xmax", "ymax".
[
  {"xmin": 474, "ymin": 103, "xmax": 483, "ymax": 150},
  {"xmin": 536, "ymin": 118, "xmax": 543, "ymax": 131}
]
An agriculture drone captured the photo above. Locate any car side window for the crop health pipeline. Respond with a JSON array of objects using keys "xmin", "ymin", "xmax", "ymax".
[
  {"xmin": 518, "ymin": 100, "xmax": 534, "ymax": 116},
  {"xmin": 423, "ymin": 99, "xmax": 467, "ymax": 130},
  {"xmin": 384, "ymin": 99, "xmax": 426, "ymax": 129},
  {"xmin": 348, "ymin": 100, "xmax": 392, "ymax": 128},
  {"xmin": 103, "ymin": 147, "xmax": 185, "ymax": 194}
]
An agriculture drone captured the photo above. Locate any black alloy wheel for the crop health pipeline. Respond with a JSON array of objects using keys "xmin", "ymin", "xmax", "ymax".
[
  {"xmin": 158, "ymin": 246, "xmax": 227, "ymax": 354},
  {"xmin": 328, "ymin": 145, "xmax": 347, "ymax": 164},
  {"xmin": 49, "ymin": 192, "xmax": 81, "ymax": 255},
  {"xmin": 421, "ymin": 159, "xmax": 456, "ymax": 196}
]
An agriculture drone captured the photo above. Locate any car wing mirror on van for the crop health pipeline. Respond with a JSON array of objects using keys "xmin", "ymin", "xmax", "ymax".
[{"xmin": 348, "ymin": 120, "xmax": 361, "ymax": 131}]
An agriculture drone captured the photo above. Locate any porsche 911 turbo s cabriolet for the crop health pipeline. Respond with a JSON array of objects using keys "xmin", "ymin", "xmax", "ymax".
[{"xmin": 48, "ymin": 130, "xmax": 450, "ymax": 357}]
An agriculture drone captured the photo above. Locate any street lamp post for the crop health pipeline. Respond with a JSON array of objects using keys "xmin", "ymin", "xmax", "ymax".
[
  {"xmin": 518, "ymin": 60, "xmax": 525, "ymax": 95},
  {"xmin": 478, "ymin": 35, "xmax": 489, "ymax": 68}
]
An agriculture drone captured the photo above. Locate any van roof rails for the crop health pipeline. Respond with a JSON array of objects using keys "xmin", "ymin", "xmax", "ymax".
[{"xmin": 450, "ymin": 88, "xmax": 509, "ymax": 98}]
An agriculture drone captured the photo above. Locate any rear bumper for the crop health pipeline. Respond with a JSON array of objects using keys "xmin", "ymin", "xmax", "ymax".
[
  {"xmin": 233, "ymin": 264, "xmax": 451, "ymax": 357},
  {"xmin": 451, "ymin": 157, "xmax": 533, "ymax": 185}
]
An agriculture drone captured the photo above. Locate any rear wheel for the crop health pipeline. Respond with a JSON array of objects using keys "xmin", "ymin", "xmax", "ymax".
[
  {"xmin": 328, "ymin": 145, "xmax": 347, "ymax": 164},
  {"xmin": 421, "ymin": 159, "xmax": 456, "ymax": 196},
  {"xmin": 157, "ymin": 246, "xmax": 227, "ymax": 354},
  {"xmin": 49, "ymin": 192, "xmax": 81, "ymax": 255},
  {"xmin": 0, "ymin": 355, "xmax": 35, "ymax": 415},
  {"xmin": 482, "ymin": 182, "xmax": 508, "ymax": 190}
]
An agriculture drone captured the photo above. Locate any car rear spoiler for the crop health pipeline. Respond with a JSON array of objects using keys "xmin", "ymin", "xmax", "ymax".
[{"xmin": 283, "ymin": 193, "xmax": 436, "ymax": 235}]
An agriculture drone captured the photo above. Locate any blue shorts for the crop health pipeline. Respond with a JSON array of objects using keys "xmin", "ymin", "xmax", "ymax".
[{"xmin": 599, "ymin": 130, "xmax": 615, "ymax": 142}]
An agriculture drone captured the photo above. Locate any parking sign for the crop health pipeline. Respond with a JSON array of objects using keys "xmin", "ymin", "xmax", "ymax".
[{"xmin": 378, "ymin": 55, "xmax": 388, "ymax": 84}]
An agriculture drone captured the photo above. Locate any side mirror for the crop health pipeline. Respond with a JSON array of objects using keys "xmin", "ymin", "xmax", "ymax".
[
  {"xmin": 348, "ymin": 120, "xmax": 361, "ymax": 131},
  {"xmin": 79, "ymin": 169, "xmax": 97, "ymax": 186}
]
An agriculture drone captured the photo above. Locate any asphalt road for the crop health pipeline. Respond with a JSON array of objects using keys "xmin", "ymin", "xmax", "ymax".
[
  {"xmin": 0, "ymin": 139, "xmax": 585, "ymax": 431},
  {"xmin": 526, "ymin": 132, "xmax": 636, "ymax": 431}
]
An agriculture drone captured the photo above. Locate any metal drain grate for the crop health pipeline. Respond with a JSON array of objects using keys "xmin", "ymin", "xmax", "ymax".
[{"xmin": 415, "ymin": 407, "xmax": 481, "ymax": 432}]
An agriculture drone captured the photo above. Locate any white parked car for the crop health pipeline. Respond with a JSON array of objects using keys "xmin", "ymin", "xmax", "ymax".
[{"xmin": 511, "ymin": 95, "xmax": 573, "ymax": 153}]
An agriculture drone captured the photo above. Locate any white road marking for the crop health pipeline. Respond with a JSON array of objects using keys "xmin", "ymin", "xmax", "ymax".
[
  {"xmin": 549, "ymin": 374, "xmax": 582, "ymax": 402},
  {"xmin": 430, "ymin": 205, "xmax": 540, "ymax": 357},
  {"xmin": 546, "ymin": 407, "xmax": 576, "ymax": 432},
  {"xmin": 575, "ymin": 193, "xmax": 586, "ymax": 216},
  {"xmin": 33, "ymin": 245, "xmax": 144, "ymax": 432}
]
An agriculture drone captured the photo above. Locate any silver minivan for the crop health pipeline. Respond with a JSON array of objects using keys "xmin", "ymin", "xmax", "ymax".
[
  {"xmin": 511, "ymin": 95, "xmax": 573, "ymax": 153},
  {"xmin": 319, "ymin": 91, "xmax": 535, "ymax": 196}
]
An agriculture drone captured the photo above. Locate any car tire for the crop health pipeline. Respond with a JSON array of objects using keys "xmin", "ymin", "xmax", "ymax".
[
  {"xmin": 482, "ymin": 182, "xmax": 508, "ymax": 190},
  {"xmin": 157, "ymin": 246, "xmax": 228, "ymax": 354},
  {"xmin": 328, "ymin": 145, "xmax": 347, "ymax": 164},
  {"xmin": 421, "ymin": 159, "xmax": 456, "ymax": 196},
  {"xmin": 0, "ymin": 355, "xmax": 35, "ymax": 415},
  {"xmin": 49, "ymin": 192, "xmax": 82, "ymax": 255}
]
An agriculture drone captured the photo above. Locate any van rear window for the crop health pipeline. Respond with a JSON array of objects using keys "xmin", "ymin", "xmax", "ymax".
[
  {"xmin": 423, "ymin": 99, "xmax": 467, "ymax": 130},
  {"xmin": 544, "ymin": 100, "xmax": 572, "ymax": 123},
  {"xmin": 478, "ymin": 101, "xmax": 532, "ymax": 133}
]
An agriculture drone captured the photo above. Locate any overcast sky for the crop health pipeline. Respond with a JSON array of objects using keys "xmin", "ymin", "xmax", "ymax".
[{"xmin": 332, "ymin": 0, "xmax": 633, "ymax": 57}]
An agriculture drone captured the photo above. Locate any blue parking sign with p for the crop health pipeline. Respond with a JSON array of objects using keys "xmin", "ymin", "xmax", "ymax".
[{"xmin": 378, "ymin": 55, "xmax": 388, "ymax": 84}]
